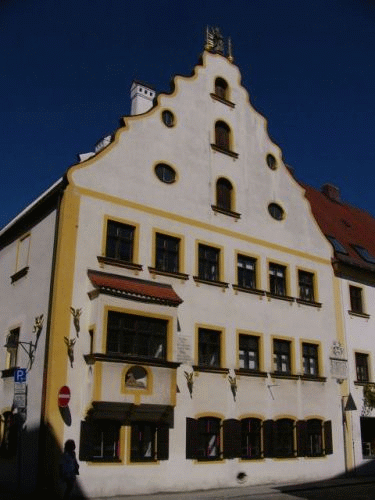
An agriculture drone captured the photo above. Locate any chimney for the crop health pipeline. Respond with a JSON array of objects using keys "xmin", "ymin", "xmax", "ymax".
[
  {"xmin": 321, "ymin": 183, "xmax": 340, "ymax": 202},
  {"xmin": 130, "ymin": 81, "xmax": 156, "ymax": 115}
]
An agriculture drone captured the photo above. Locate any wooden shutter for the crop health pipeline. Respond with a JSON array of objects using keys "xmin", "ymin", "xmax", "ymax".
[
  {"xmin": 79, "ymin": 420, "xmax": 94, "ymax": 461},
  {"xmin": 223, "ymin": 419, "xmax": 241, "ymax": 459},
  {"xmin": 186, "ymin": 418, "xmax": 199, "ymax": 459},
  {"xmin": 263, "ymin": 419, "xmax": 274, "ymax": 458},
  {"xmin": 324, "ymin": 420, "xmax": 333, "ymax": 455},
  {"xmin": 296, "ymin": 420, "xmax": 307, "ymax": 457},
  {"xmin": 157, "ymin": 424, "xmax": 169, "ymax": 460}
]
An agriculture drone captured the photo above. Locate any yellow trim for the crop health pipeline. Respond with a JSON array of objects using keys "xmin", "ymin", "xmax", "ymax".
[
  {"xmin": 44, "ymin": 187, "xmax": 80, "ymax": 449},
  {"xmin": 93, "ymin": 361, "xmax": 102, "ymax": 401},
  {"xmin": 234, "ymin": 250, "xmax": 262, "ymax": 289},
  {"xmin": 195, "ymin": 239, "xmax": 225, "ymax": 282},
  {"xmin": 101, "ymin": 215, "xmax": 140, "ymax": 265},
  {"xmin": 15, "ymin": 232, "xmax": 31, "ymax": 272},
  {"xmin": 271, "ymin": 335, "xmax": 296, "ymax": 374},
  {"xmin": 297, "ymin": 267, "xmax": 320, "ymax": 303},
  {"xmin": 151, "ymin": 228, "xmax": 185, "ymax": 272},
  {"xmin": 236, "ymin": 330, "xmax": 264, "ymax": 372},
  {"xmin": 152, "ymin": 160, "xmax": 179, "ymax": 184},
  {"xmin": 195, "ymin": 323, "xmax": 226, "ymax": 368},
  {"xmin": 299, "ymin": 338, "xmax": 324, "ymax": 377},
  {"xmin": 267, "ymin": 258, "xmax": 292, "ymax": 296},
  {"xmin": 73, "ymin": 186, "xmax": 331, "ymax": 266}
]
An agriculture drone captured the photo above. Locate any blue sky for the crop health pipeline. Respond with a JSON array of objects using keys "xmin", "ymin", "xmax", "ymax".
[{"xmin": 1, "ymin": 0, "xmax": 374, "ymax": 228}]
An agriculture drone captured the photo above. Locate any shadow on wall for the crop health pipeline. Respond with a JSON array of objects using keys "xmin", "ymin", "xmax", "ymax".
[{"xmin": 0, "ymin": 419, "xmax": 87, "ymax": 499}]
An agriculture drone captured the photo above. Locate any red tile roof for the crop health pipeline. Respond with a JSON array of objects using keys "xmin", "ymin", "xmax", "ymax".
[
  {"xmin": 304, "ymin": 184, "xmax": 375, "ymax": 271},
  {"xmin": 88, "ymin": 270, "xmax": 183, "ymax": 306}
]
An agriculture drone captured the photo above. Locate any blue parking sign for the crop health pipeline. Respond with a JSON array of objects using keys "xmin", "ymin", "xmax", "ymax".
[{"xmin": 14, "ymin": 368, "xmax": 27, "ymax": 383}]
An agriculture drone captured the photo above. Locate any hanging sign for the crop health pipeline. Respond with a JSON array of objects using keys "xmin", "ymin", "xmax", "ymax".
[{"xmin": 58, "ymin": 386, "xmax": 71, "ymax": 408}]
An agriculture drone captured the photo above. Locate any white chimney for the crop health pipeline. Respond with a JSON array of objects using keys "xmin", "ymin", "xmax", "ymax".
[{"xmin": 130, "ymin": 80, "xmax": 155, "ymax": 115}]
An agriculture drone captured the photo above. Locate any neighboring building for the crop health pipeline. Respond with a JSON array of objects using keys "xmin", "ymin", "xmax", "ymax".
[
  {"xmin": 305, "ymin": 183, "xmax": 375, "ymax": 476},
  {"xmin": 0, "ymin": 29, "xmax": 355, "ymax": 497}
]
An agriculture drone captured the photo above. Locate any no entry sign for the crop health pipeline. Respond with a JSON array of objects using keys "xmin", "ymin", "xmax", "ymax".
[{"xmin": 58, "ymin": 386, "xmax": 71, "ymax": 408}]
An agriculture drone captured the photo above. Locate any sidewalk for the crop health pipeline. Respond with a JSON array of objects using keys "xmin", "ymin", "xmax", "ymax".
[{"xmin": 92, "ymin": 474, "xmax": 375, "ymax": 500}]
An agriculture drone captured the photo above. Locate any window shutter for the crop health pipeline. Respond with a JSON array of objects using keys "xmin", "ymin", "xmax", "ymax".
[
  {"xmin": 324, "ymin": 420, "xmax": 333, "ymax": 455},
  {"xmin": 223, "ymin": 419, "xmax": 241, "ymax": 459},
  {"xmin": 186, "ymin": 418, "xmax": 199, "ymax": 459},
  {"xmin": 79, "ymin": 420, "xmax": 94, "ymax": 461},
  {"xmin": 296, "ymin": 420, "xmax": 307, "ymax": 457},
  {"xmin": 263, "ymin": 419, "xmax": 274, "ymax": 458},
  {"xmin": 157, "ymin": 424, "xmax": 169, "ymax": 460}
]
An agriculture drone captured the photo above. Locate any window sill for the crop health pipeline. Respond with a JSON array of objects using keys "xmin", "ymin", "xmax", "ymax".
[
  {"xmin": 211, "ymin": 205, "xmax": 241, "ymax": 219},
  {"xmin": 266, "ymin": 293, "xmax": 295, "ymax": 303},
  {"xmin": 235, "ymin": 369, "xmax": 268, "ymax": 378},
  {"xmin": 354, "ymin": 380, "xmax": 374, "ymax": 386},
  {"xmin": 270, "ymin": 372, "xmax": 299, "ymax": 380},
  {"xmin": 193, "ymin": 365, "xmax": 229, "ymax": 374},
  {"xmin": 86, "ymin": 457, "xmax": 122, "ymax": 463},
  {"xmin": 1, "ymin": 367, "xmax": 17, "ymax": 379},
  {"xmin": 193, "ymin": 277, "xmax": 229, "ymax": 288},
  {"xmin": 148, "ymin": 267, "xmax": 189, "ymax": 280},
  {"xmin": 11, "ymin": 266, "xmax": 29, "ymax": 283},
  {"xmin": 84, "ymin": 353, "xmax": 180, "ymax": 369},
  {"xmin": 97, "ymin": 256, "xmax": 143, "ymax": 271},
  {"xmin": 296, "ymin": 298, "xmax": 322, "ymax": 308},
  {"xmin": 232, "ymin": 285, "xmax": 265, "ymax": 296},
  {"xmin": 210, "ymin": 144, "xmax": 239, "ymax": 159},
  {"xmin": 348, "ymin": 310, "xmax": 370, "ymax": 319},
  {"xmin": 300, "ymin": 375, "xmax": 327, "ymax": 382},
  {"xmin": 210, "ymin": 93, "xmax": 236, "ymax": 108}
]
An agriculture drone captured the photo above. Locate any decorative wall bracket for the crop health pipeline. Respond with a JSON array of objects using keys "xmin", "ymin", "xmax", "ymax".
[
  {"xmin": 70, "ymin": 307, "xmax": 82, "ymax": 337},
  {"xmin": 64, "ymin": 337, "xmax": 76, "ymax": 368},
  {"xmin": 228, "ymin": 373, "xmax": 237, "ymax": 401},
  {"xmin": 4, "ymin": 314, "xmax": 44, "ymax": 370},
  {"xmin": 184, "ymin": 370, "xmax": 194, "ymax": 398}
]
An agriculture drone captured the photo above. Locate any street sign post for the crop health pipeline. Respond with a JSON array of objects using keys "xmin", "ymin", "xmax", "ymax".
[{"xmin": 14, "ymin": 368, "xmax": 27, "ymax": 383}]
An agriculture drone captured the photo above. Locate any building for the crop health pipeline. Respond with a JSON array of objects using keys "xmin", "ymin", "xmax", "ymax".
[
  {"xmin": 0, "ymin": 29, "xmax": 354, "ymax": 497},
  {"xmin": 305, "ymin": 183, "xmax": 375, "ymax": 476}
]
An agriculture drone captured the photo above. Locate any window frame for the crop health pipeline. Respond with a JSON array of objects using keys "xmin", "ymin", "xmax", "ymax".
[
  {"xmin": 269, "ymin": 263, "xmax": 287, "ymax": 297},
  {"xmin": 298, "ymin": 270, "xmax": 315, "ymax": 303},
  {"xmin": 105, "ymin": 220, "xmax": 136, "ymax": 264},
  {"xmin": 237, "ymin": 254, "xmax": 257, "ymax": 290},
  {"xmin": 214, "ymin": 120, "xmax": 231, "ymax": 152},
  {"xmin": 214, "ymin": 77, "xmax": 228, "ymax": 100},
  {"xmin": 197, "ymin": 327, "xmax": 222, "ymax": 369},
  {"xmin": 349, "ymin": 285, "xmax": 364, "ymax": 314},
  {"xmin": 155, "ymin": 232, "xmax": 180, "ymax": 274},
  {"xmin": 274, "ymin": 418, "xmax": 295, "ymax": 458},
  {"xmin": 302, "ymin": 342, "xmax": 320, "ymax": 377},
  {"xmin": 273, "ymin": 339, "xmax": 292, "ymax": 375},
  {"xmin": 355, "ymin": 352, "xmax": 370, "ymax": 383},
  {"xmin": 79, "ymin": 419, "xmax": 121, "ymax": 463},
  {"xmin": 6, "ymin": 327, "xmax": 20, "ymax": 370},
  {"xmin": 241, "ymin": 418, "xmax": 262, "ymax": 459},
  {"xmin": 197, "ymin": 243, "xmax": 221, "ymax": 282},
  {"xmin": 239, "ymin": 334, "xmax": 260, "ymax": 372}
]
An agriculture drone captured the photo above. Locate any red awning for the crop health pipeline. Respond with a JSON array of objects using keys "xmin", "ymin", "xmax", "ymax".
[{"xmin": 88, "ymin": 270, "xmax": 183, "ymax": 307}]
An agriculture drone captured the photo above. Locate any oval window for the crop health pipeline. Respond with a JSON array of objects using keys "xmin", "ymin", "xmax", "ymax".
[
  {"xmin": 266, "ymin": 154, "xmax": 277, "ymax": 170},
  {"xmin": 162, "ymin": 110, "xmax": 175, "ymax": 127},
  {"xmin": 268, "ymin": 203, "xmax": 284, "ymax": 221},
  {"xmin": 155, "ymin": 163, "xmax": 176, "ymax": 183}
]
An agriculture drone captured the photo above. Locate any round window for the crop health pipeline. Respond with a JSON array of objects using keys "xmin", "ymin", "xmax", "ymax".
[
  {"xmin": 266, "ymin": 154, "xmax": 277, "ymax": 170},
  {"xmin": 155, "ymin": 163, "xmax": 176, "ymax": 183},
  {"xmin": 162, "ymin": 110, "xmax": 175, "ymax": 127},
  {"xmin": 268, "ymin": 203, "xmax": 284, "ymax": 221}
]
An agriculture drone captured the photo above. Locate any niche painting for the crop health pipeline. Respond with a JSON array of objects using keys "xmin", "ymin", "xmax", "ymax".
[{"xmin": 125, "ymin": 366, "xmax": 148, "ymax": 389}]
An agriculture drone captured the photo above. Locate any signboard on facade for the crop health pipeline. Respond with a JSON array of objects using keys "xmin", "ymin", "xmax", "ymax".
[
  {"xmin": 329, "ymin": 341, "xmax": 348, "ymax": 381},
  {"xmin": 14, "ymin": 368, "xmax": 27, "ymax": 383}
]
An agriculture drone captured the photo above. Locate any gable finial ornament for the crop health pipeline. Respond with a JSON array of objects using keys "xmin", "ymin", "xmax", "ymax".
[{"xmin": 205, "ymin": 26, "xmax": 233, "ymax": 61}]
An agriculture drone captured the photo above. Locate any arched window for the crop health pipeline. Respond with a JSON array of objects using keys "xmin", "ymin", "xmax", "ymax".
[
  {"xmin": 241, "ymin": 418, "xmax": 262, "ymax": 459},
  {"xmin": 214, "ymin": 77, "xmax": 228, "ymax": 100},
  {"xmin": 215, "ymin": 121, "xmax": 231, "ymax": 151},
  {"xmin": 216, "ymin": 178, "xmax": 233, "ymax": 211}
]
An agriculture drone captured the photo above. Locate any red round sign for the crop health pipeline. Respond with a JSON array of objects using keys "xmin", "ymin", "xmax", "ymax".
[{"xmin": 58, "ymin": 386, "xmax": 71, "ymax": 408}]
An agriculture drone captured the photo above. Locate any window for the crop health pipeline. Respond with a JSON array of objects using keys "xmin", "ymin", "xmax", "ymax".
[
  {"xmin": 16, "ymin": 234, "xmax": 30, "ymax": 271},
  {"xmin": 306, "ymin": 419, "xmax": 323, "ymax": 457},
  {"xmin": 215, "ymin": 121, "xmax": 230, "ymax": 151},
  {"xmin": 214, "ymin": 77, "xmax": 228, "ymax": 100},
  {"xmin": 239, "ymin": 334, "xmax": 259, "ymax": 371},
  {"xmin": 155, "ymin": 233, "xmax": 180, "ymax": 273},
  {"xmin": 268, "ymin": 203, "xmax": 284, "ymax": 221},
  {"xmin": 237, "ymin": 255, "xmax": 256, "ymax": 289},
  {"xmin": 241, "ymin": 418, "xmax": 262, "ymax": 459},
  {"xmin": 360, "ymin": 417, "xmax": 375, "ymax": 458},
  {"xmin": 349, "ymin": 285, "xmax": 364, "ymax": 314},
  {"xmin": 266, "ymin": 154, "xmax": 277, "ymax": 170},
  {"xmin": 274, "ymin": 418, "xmax": 295, "ymax": 458},
  {"xmin": 216, "ymin": 178, "xmax": 233, "ymax": 211},
  {"xmin": 269, "ymin": 263, "xmax": 287, "ymax": 296},
  {"xmin": 106, "ymin": 312, "xmax": 167, "ymax": 360},
  {"xmin": 326, "ymin": 236, "xmax": 348, "ymax": 255},
  {"xmin": 105, "ymin": 220, "xmax": 135, "ymax": 263},
  {"xmin": 186, "ymin": 417, "xmax": 221, "ymax": 460},
  {"xmin": 161, "ymin": 110, "xmax": 175, "ymax": 127},
  {"xmin": 356, "ymin": 353, "xmax": 369, "ymax": 382},
  {"xmin": 198, "ymin": 244, "xmax": 220, "ymax": 282},
  {"xmin": 298, "ymin": 271, "xmax": 315, "ymax": 302},
  {"xmin": 302, "ymin": 343, "xmax": 319, "ymax": 377},
  {"xmin": 273, "ymin": 339, "xmax": 291, "ymax": 374},
  {"xmin": 198, "ymin": 328, "xmax": 221, "ymax": 368},
  {"xmin": 79, "ymin": 420, "xmax": 121, "ymax": 462},
  {"xmin": 5, "ymin": 328, "xmax": 19, "ymax": 369},
  {"xmin": 155, "ymin": 163, "xmax": 176, "ymax": 183},
  {"xmin": 131, "ymin": 422, "xmax": 165, "ymax": 462},
  {"xmin": 353, "ymin": 245, "xmax": 375, "ymax": 264}
]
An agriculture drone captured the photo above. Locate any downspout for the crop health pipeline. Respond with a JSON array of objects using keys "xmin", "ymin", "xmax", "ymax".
[{"xmin": 37, "ymin": 181, "xmax": 66, "ymax": 492}]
